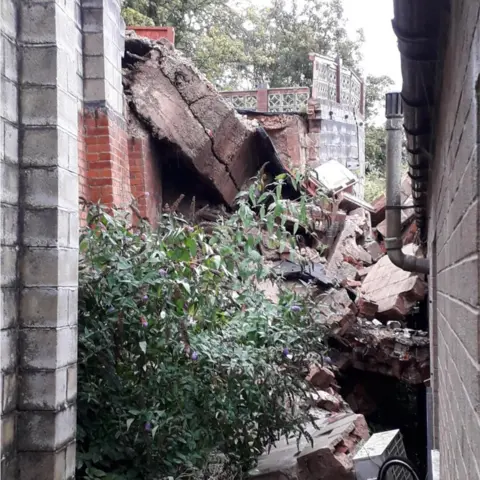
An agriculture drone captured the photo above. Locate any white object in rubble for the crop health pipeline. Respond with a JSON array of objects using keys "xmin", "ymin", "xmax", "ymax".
[
  {"xmin": 353, "ymin": 429, "xmax": 410, "ymax": 480},
  {"xmin": 313, "ymin": 160, "xmax": 357, "ymax": 193},
  {"xmin": 387, "ymin": 320, "xmax": 402, "ymax": 329}
]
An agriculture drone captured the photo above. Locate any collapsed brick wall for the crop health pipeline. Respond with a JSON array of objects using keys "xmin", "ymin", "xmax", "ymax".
[{"xmin": 428, "ymin": 1, "xmax": 480, "ymax": 478}]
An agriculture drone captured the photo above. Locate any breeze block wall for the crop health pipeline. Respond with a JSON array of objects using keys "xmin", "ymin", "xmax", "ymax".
[
  {"xmin": 428, "ymin": 1, "xmax": 480, "ymax": 478},
  {"xmin": 1, "ymin": 0, "xmax": 163, "ymax": 477}
]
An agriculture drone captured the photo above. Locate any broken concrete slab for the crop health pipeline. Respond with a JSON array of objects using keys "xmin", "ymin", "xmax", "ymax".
[
  {"xmin": 249, "ymin": 412, "xmax": 369, "ymax": 480},
  {"xmin": 333, "ymin": 321, "xmax": 430, "ymax": 384},
  {"xmin": 326, "ymin": 218, "xmax": 372, "ymax": 281},
  {"xmin": 313, "ymin": 390, "xmax": 342, "ymax": 412},
  {"xmin": 339, "ymin": 192, "xmax": 375, "ymax": 214},
  {"xmin": 347, "ymin": 208, "xmax": 372, "ymax": 240},
  {"xmin": 317, "ymin": 287, "xmax": 357, "ymax": 335},
  {"xmin": 306, "ymin": 365, "xmax": 336, "ymax": 390},
  {"xmin": 364, "ymin": 240, "xmax": 383, "ymax": 263},
  {"xmin": 124, "ymin": 36, "xmax": 263, "ymax": 205},
  {"xmin": 359, "ymin": 244, "xmax": 427, "ymax": 320}
]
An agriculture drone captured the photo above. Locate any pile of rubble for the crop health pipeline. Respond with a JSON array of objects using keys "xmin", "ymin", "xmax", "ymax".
[
  {"xmin": 250, "ymin": 174, "xmax": 428, "ymax": 479},
  {"xmin": 121, "ymin": 33, "xmax": 429, "ymax": 480}
]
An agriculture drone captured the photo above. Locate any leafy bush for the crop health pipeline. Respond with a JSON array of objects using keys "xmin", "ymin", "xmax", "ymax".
[
  {"xmin": 364, "ymin": 170, "xmax": 386, "ymax": 203},
  {"xmin": 77, "ymin": 177, "xmax": 329, "ymax": 480}
]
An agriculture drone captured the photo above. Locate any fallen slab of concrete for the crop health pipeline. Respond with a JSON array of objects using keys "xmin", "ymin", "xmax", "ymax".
[
  {"xmin": 124, "ymin": 35, "xmax": 267, "ymax": 206},
  {"xmin": 331, "ymin": 320, "xmax": 430, "ymax": 384},
  {"xmin": 249, "ymin": 412, "xmax": 369, "ymax": 480},
  {"xmin": 358, "ymin": 244, "xmax": 427, "ymax": 320}
]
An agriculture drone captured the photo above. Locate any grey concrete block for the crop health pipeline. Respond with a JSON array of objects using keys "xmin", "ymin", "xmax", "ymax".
[
  {"xmin": 75, "ymin": 1, "xmax": 82, "ymax": 27},
  {"xmin": 66, "ymin": 365, "xmax": 76, "ymax": 403},
  {"xmin": 83, "ymin": 77, "xmax": 106, "ymax": 103},
  {"xmin": 22, "ymin": 247, "xmax": 78, "ymax": 288},
  {"xmin": 58, "ymin": 0, "xmax": 76, "ymax": 22},
  {"xmin": 82, "ymin": 6, "xmax": 105, "ymax": 33},
  {"xmin": 0, "ymin": 162, "xmax": 19, "ymax": 205},
  {"xmin": 1, "ymin": 288, "xmax": 17, "ymax": 330},
  {"xmin": 57, "ymin": 89, "xmax": 79, "ymax": 135},
  {"xmin": 20, "ymin": 326, "xmax": 77, "ymax": 370},
  {"xmin": 20, "ymin": 2, "xmax": 57, "ymax": 44},
  {"xmin": 76, "ymin": 50, "xmax": 84, "ymax": 77},
  {"xmin": 82, "ymin": 0, "xmax": 106, "ymax": 8},
  {"xmin": 21, "ymin": 45, "xmax": 63, "ymax": 88},
  {"xmin": 1, "ymin": 372, "xmax": 17, "ymax": 414},
  {"xmin": 1, "ymin": 413, "xmax": 15, "ymax": 454},
  {"xmin": 1, "ymin": 457, "xmax": 18, "ymax": 480},
  {"xmin": 84, "ymin": 55, "xmax": 106, "ymax": 79},
  {"xmin": 66, "ymin": 57, "xmax": 79, "ymax": 98},
  {"xmin": 22, "ymin": 167, "xmax": 78, "ymax": 210},
  {"xmin": 19, "ymin": 368, "xmax": 68, "ymax": 410},
  {"xmin": 0, "ymin": 0, "xmax": 17, "ymax": 39},
  {"xmin": 23, "ymin": 208, "xmax": 70, "ymax": 247},
  {"xmin": 17, "ymin": 405, "xmax": 76, "ymax": 451},
  {"xmin": 1, "ymin": 78, "xmax": 18, "ymax": 124},
  {"xmin": 68, "ymin": 211, "xmax": 79, "ymax": 248},
  {"xmin": 23, "ymin": 127, "xmax": 63, "ymax": 168},
  {"xmin": 21, "ymin": 86, "xmax": 58, "ymax": 126},
  {"xmin": 67, "ymin": 132, "xmax": 79, "ymax": 173},
  {"xmin": 1, "ymin": 35, "xmax": 18, "ymax": 82},
  {"xmin": 3, "ymin": 122, "xmax": 19, "ymax": 164},
  {"xmin": 1, "ymin": 329, "xmax": 17, "ymax": 373},
  {"xmin": 66, "ymin": 441, "xmax": 76, "ymax": 478},
  {"xmin": 18, "ymin": 448, "xmax": 68, "ymax": 480},
  {"xmin": 83, "ymin": 32, "xmax": 105, "ymax": 57},
  {"xmin": 20, "ymin": 287, "xmax": 71, "ymax": 328},
  {"xmin": 0, "ymin": 203, "xmax": 19, "ymax": 246},
  {"xmin": 0, "ymin": 246, "xmax": 17, "ymax": 287}
]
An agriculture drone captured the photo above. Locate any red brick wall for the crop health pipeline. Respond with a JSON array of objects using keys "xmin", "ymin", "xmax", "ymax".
[
  {"xmin": 79, "ymin": 105, "xmax": 162, "ymax": 225},
  {"xmin": 83, "ymin": 108, "xmax": 131, "ymax": 207},
  {"xmin": 128, "ymin": 26, "xmax": 175, "ymax": 45},
  {"xmin": 128, "ymin": 136, "xmax": 162, "ymax": 223}
]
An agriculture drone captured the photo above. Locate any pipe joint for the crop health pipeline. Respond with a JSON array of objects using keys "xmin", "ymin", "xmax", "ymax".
[{"xmin": 385, "ymin": 237, "xmax": 403, "ymax": 251}]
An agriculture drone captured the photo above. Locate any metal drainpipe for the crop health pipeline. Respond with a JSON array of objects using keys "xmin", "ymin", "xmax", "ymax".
[{"xmin": 385, "ymin": 92, "xmax": 429, "ymax": 274}]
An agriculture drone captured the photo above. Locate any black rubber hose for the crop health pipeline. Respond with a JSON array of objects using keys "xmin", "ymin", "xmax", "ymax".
[{"xmin": 376, "ymin": 455, "xmax": 421, "ymax": 480}]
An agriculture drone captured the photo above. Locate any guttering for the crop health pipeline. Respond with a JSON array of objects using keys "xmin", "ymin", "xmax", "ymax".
[{"xmin": 385, "ymin": 92, "xmax": 429, "ymax": 274}]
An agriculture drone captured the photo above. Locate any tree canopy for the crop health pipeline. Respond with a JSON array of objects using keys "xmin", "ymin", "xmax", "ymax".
[{"xmin": 122, "ymin": 0, "xmax": 364, "ymax": 89}]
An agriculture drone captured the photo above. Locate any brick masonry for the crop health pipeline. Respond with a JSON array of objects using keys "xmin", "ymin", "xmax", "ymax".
[{"xmin": 428, "ymin": 0, "xmax": 480, "ymax": 478}]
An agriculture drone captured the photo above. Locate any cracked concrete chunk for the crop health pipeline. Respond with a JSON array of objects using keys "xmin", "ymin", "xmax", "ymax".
[
  {"xmin": 359, "ymin": 244, "xmax": 427, "ymax": 320},
  {"xmin": 327, "ymin": 218, "xmax": 372, "ymax": 281},
  {"xmin": 334, "ymin": 322, "xmax": 430, "ymax": 384},
  {"xmin": 124, "ymin": 38, "xmax": 262, "ymax": 205},
  {"xmin": 250, "ymin": 413, "xmax": 369, "ymax": 480}
]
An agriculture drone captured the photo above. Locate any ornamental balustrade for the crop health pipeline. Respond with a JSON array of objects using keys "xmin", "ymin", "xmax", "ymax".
[{"xmin": 220, "ymin": 55, "xmax": 364, "ymax": 116}]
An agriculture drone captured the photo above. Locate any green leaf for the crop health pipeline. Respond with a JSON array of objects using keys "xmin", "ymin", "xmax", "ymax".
[
  {"xmin": 139, "ymin": 341, "xmax": 147, "ymax": 354},
  {"xmin": 211, "ymin": 255, "xmax": 221, "ymax": 269},
  {"xmin": 126, "ymin": 418, "xmax": 134, "ymax": 431}
]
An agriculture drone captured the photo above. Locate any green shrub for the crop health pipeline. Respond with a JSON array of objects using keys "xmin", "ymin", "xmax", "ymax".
[
  {"xmin": 77, "ymin": 177, "xmax": 328, "ymax": 480},
  {"xmin": 364, "ymin": 170, "xmax": 386, "ymax": 203}
]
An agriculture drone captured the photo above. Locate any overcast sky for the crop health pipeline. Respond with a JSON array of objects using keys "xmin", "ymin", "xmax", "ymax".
[{"xmin": 343, "ymin": 0, "xmax": 402, "ymax": 89}]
